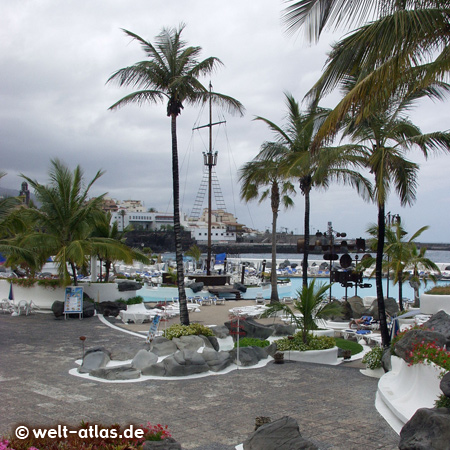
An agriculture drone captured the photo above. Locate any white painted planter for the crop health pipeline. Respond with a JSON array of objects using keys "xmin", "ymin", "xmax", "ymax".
[
  {"xmin": 282, "ymin": 346, "xmax": 339, "ymax": 365},
  {"xmin": 312, "ymin": 329, "xmax": 335, "ymax": 337},
  {"xmin": 360, "ymin": 367, "xmax": 385, "ymax": 378},
  {"xmin": 0, "ymin": 279, "xmax": 138, "ymax": 310},
  {"xmin": 420, "ymin": 293, "xmax": 450, "ymax": 315},
  {"xmin": 376, "ymin": 356, "xmax": 444, "ymax": 433}
]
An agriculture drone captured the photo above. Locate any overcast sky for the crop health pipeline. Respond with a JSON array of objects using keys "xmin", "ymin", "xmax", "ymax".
[{"xmin": 1, "ymin": 1, "xmax": 449, "ymax": 243}]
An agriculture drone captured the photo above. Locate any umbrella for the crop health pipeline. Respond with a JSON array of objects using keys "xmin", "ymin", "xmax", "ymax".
[
  {"xmin": 390, "ymin": 316, "xmax": 400, "ymax": 340},
  {"xmin": 8, "ymin": 282, "xmax": 14, "ymax": 300}
]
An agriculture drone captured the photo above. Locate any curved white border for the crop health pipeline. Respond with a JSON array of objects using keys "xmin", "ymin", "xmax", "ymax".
[{"xmin": 97, "ymin": 313, "xmax": 147, "ymax": 339}]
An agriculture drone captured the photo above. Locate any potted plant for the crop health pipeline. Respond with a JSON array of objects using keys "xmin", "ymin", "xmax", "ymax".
[
  {"xmin": 361, "ymin": 346, "xmax": 384, "ymax": 378},
  {"xmin": 420, "ymin": 285, "xmax": 450, "ymax": 315},
  {"xmin": 262, "ymin": 279, "xmax": 342, "ymax": 344},
  {"xmin": 273, "ymin": 352, "xmax": 285, "ymax": 364}
]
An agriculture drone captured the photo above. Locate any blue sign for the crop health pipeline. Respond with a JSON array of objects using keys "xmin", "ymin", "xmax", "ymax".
[
  {"xmin": 64, "ymin": 286, "xmax": 84, "ymax": 319},
  {"xmin": 146, "ymin": 315, "xmax": 161, "ymax": 343}
]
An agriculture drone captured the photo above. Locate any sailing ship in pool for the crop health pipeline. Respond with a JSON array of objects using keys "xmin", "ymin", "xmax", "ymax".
[{"xmin": 136, "ymin": 254, "xmax": 292, "ymax": 303}]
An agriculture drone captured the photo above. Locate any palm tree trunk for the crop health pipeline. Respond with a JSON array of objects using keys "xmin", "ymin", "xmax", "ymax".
[
  {"xmin": 105, "ymin": 260, "xmax": 111, "ymax": 282},
  {"xmin": 99, "ymin": 257, "xmax": 103, "ymax": 282},
  {"xmin": 413, "ymin": 269, "xmax": 420, "ymax": 308},
  {"xmin": 398, "ymin": 271, "xmax": 404, "ymax": 311},
  {"xmin": 70, "ymin": 262, "xmax": 78, "ymax": 287},
  {"xmin": 270, "ymin": 181, "xmax": 280, "ymax": 303},
  {"xmin": 171, "ymin": 113, "xmax": 189, "ymax": 325},
  {"xmin": 376, "ymin": 204, "xmax": 390, "ymax": 347},
  {"xmin": 302, "ymin": 189, "xmax": 311, "ymax": 287}
]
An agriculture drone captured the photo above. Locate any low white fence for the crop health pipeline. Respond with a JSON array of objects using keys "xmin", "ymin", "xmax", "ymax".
[{"xmin": 0, "ymin": 279, "xmax": 138, "ymax": 310}]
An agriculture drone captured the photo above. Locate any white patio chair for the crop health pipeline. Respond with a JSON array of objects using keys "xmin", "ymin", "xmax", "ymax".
[
  {"xmin": 1, "ymin": 299, "xmax": 16, "ymax": 314},
  {"xmin": 17, "ymin": 300, "xmax": 30, "ymax": 316},
  {"xmin": 28, "ymin": 300, "xmax": 41, "ymax": 314},
  {"xmin": 255, "ymin": 293, "xmax": 265, "ymax": 304}
]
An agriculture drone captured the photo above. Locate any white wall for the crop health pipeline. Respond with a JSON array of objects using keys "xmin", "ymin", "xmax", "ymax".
[{"xmin": 0, "ymin": 280, "xmax": 139, "ymax": 310}]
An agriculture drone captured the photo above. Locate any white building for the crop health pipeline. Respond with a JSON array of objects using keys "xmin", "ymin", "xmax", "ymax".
[
  {"xmin": 111, "ymin": 210, "xmax": 174, "ymax": 231},
  {"xmin": 117, "ymin": 199, "xmax": 145, "ymax": 212},
  {"xmin": 183, "ymin": 209, "xmax": 241, "ymax": 243},
  {"xmin": 186, "ymin": 220, "xmax": 237, "ymax": 243}
]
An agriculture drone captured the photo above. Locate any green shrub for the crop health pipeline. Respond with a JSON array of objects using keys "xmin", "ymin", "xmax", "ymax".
[
  {"xmin": 435, "ymin": 393, "xmax": 450, "ymax": 409},
  {"xmin": 115, "ymin": 296, "xmax": 144, "ymax": 305},
  {"xmin": 235, "ymin": 337, "xmax": 270, "ymax": 348},
  {"xmin": 10, "ymin": 278, "xmax": 62, "ymax": 289},
  {"xmin": 335, "ymin": 338, "xmax": 363, "ymax": 355},
  {"xmin": 362, "ymin": 346, "xmax": 383, "ymax": 370},
  {"xmin": 425, "ymin": 285, "xmax": 450, "ymax": 295},
  {"xmin": 126, "ymin": 296, "xmax": 144, "ymax": 305},
  {"xmin": 162, "ymin": 323, "xmax": 213, "ymax": 340},
  {"xmin": 275, "ymin": 333, "xmax": 335, "ymax": 352},
  {"xmin": 11, "ymin": 278, "xmax": 38, "ymax": 288}
]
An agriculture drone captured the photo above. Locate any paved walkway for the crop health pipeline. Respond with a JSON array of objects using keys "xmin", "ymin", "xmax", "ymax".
[{"xmin": 0, "ymin": 313, "xmax": 399, "ymax": 449}]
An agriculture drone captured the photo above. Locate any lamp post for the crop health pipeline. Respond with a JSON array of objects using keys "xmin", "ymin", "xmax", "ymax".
[{"xmin": 325, "ymin": 222, "xmax": 346, "ymax": 301}]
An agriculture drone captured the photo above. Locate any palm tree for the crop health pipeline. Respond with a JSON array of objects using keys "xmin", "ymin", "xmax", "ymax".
[
  {"xmin": 185, "ymin": 244, "xmax": 202, "ymax": 271},
  {"xmin": 91, "ymin": 211, "xmax": 149, "ymax": 282},
  {"xmin": 107, "ymin": 24, "xmax": 244, "ymax": 325},
  {"xmin": 18, "ymin": 159, "xmax": 125, "ymax": 286},
  {"xmin": 407, "ymin": 244, "xmax": 440, "ymax": 308},
  {"xmin": 0, "ymin": 172, "xmax": 23, "ymax": 238},
  {"xmin": 239, "ymin": 144, "xmax": 295, "ymax": 303},
  {"xmin": 254, "ymin": 93, "xmax": 371, "ymax": 287},
  {"xmin": 366, "ymin": 222, "xmax": 439, "ymax": 311},
  {"xmin": 342, "ymin": 83, "xmax": 450, "ymax": 346},
  {"xmin": 0, "ymin": 174, "xmax": 41, "ymax": 274},
  {"xmin": 262, "ymin": 279, "xmax": 342, "ymax": 344},
  {"xmin": 282, "ymin": 1, "xmax": 450, "ymax": 147}
]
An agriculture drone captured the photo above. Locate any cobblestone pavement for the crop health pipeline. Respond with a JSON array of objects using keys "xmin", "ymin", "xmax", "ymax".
[{"xmin": 0, "ymin": 313, "xmax": 400, "ymax": 449}]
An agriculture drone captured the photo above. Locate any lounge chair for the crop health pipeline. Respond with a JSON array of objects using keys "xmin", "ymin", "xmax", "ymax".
[
  {"xmin": 349, "ymin": 315, "xmax": 375, "ymax": 330},
  {"xmin": 119, "ymin": 303, "xmax": 156, "ymax": 324}
]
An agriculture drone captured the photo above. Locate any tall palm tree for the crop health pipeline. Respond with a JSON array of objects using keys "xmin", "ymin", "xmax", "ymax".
[
  {"xmin": 239, "ymin": 144, "xmax": 295, "ymax": 303},
  {"xmin": 107, "ymin": 24, "xmax": 244, "ymax": 325},
  {"xmin": 19, "ymin": 159, "xmax": 128, "ymax": 286},
  {"xmin": 283, "ymin": 1, "xmax": 450, "ymax": 146},
  {"xmin": 91, "ymin": 211, "xmax": 149, "ymax": 282},
  {"xmin": 254, "ymin": 93, "xmax": 371, "ymax": 287},
  {"xmin": 343, "ymin": 84, "xmax": 450, "ymax": 346}
]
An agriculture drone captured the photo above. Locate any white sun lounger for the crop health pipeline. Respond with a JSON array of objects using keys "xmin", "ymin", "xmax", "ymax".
[{"xmin": 119, "ymin": 303, "xmax": 157, "ymax": 324}]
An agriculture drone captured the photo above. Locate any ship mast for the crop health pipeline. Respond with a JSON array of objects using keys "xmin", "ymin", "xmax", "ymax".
[{"xmin": 193, "ymin": 82, "xmax": 225, "ymax": 275}]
